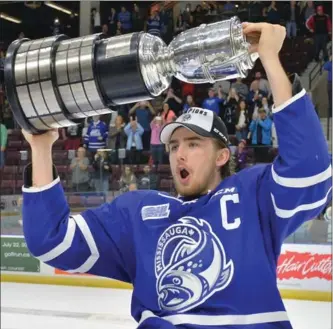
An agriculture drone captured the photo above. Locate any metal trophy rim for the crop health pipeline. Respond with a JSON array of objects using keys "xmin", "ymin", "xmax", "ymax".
[{"xmin": 4, "ymin": 38, "xmax": 39, "ymax": 134}]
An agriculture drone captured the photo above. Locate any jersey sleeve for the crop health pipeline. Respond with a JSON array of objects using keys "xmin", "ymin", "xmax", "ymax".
[
  {"xmin": 22, "ymin": 165, "xmax": 135, "ymax": 283},
  {"xmin": 257, "ymin": 87, "xmax": 332, "ymax": 252}
]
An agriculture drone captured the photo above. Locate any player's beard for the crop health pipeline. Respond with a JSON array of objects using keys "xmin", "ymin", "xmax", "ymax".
[{"xmin": 173, "ymin": 166, "xmax": 219, "ymax": 198}]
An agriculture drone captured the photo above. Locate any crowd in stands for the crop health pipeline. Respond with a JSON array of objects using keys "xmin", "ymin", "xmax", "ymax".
[{"xmin": 0, "ymin": 1, "xmax": 332, "ymax": 197}]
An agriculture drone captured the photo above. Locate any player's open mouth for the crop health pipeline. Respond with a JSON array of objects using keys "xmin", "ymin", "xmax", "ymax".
[{"xmin": 178, "ymin": 167, "xmax": 190, "ymax": 184}]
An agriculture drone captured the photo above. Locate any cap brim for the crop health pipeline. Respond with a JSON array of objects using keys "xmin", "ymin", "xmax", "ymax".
[{"xmin": 160, "ymin": 122, "xmax": 212, "ymax": 144}]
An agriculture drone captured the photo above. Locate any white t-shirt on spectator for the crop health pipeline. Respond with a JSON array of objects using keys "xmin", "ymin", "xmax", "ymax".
[{"xmin": 94, "ymin": 11, "xmax": 101, "ymax": 27}]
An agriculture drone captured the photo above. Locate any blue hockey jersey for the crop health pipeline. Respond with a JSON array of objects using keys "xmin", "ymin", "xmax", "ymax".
[
  {"xmin": 83, "ymin": 120, "xmax": 108, "ymax": 152},
  {"xmin": 22, "ymin": 89, "xmax": 332, "ymax": 329}
]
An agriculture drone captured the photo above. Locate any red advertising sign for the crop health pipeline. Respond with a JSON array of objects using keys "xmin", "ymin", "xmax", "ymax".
[{"xmin": 277, "ymin": 251, "xmax": 332, "ymax": 281}]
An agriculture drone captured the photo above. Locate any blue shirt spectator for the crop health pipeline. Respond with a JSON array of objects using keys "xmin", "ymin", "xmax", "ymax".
[
  {"xmin": 124, "ymin": 119, "xmax": 144, "ymax": 150},
  {"xmin": 202, "ymin": 88, "xmax": 224, "ymax": 115},
  {"xmin": 118, "ymin": 7, "xmax": 132, "ymax": 31},
  {"xmin": 249, "ymin": 109, "xmax": 272, "ymax": 145},
  {"xmin": 147, "ymin": 13, "xmax": 162, "ymax": 37},
  {"xmin": 129, "ymin": 101, "xmax": 155, "ymax": 132}
]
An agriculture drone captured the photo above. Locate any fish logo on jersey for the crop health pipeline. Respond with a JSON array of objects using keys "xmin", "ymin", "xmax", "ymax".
[{"xmin": 154, "ymin": 217, "xmax": 234, "ymax": 313}]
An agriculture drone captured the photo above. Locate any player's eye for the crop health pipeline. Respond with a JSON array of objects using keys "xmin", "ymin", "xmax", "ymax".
[
  {"xmin": 170, "ymin": 145, "xmax": 178, "ymax": 152},
  {"xmin": 189, "ymin": 142, "xmax": 198, "ymax": 148}
]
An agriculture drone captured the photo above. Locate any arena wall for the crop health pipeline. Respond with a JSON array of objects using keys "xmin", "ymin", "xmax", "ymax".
[{"xmin": 1, "ymin": 235, "xmax": 331, "ymax": 302}]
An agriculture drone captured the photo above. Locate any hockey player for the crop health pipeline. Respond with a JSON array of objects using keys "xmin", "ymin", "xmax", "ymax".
[{"xmin": 21, "ymin": 23, "xmax": 331, "ymax": 328}]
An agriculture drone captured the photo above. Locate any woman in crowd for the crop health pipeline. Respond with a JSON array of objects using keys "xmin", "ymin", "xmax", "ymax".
[
  {"xmin": 182, "ymin": 94, "xmax": 196, "ymax": 113},
  {"xmin": 161, "ymin": 102, "xmax": 176, "ymax": 124},
  {"xmin": 92, "ymin": 150, "xmax": 112, "ymax": 194},
  {"xmin": 150, "ymin": 112, "xmax": 165, "ymax": 167},
  {"xmin": 222, "ymin": 88, "xmax": 239, "ymax": 135},
  {"xmin": 235, "ymin": 99, "xmax": 249, "ymax": 142},
  {"xmin": 119, "ymin": 165, "xmax": 137, "ymax": 193},
  {"xmin": 108, "ymin": 114, "xmax": 127, "ymax": 164}
]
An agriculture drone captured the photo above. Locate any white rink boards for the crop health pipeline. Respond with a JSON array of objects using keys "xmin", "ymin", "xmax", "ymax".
[{"xmin": 1, "ymin": 283, "xmax": 331, "ymax": 329}]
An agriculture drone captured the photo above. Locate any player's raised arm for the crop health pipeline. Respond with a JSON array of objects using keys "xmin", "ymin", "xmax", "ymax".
[
  {"xmin": 21, "ymin": 130, "xmax": 134, "ymax": 282},
  {"xmin": 243, "ymin": 23, "xmax": 332, "ymax": 249}
]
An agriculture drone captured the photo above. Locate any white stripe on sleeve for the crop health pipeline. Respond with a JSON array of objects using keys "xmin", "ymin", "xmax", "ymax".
[
  {"xmin": 271, "ymin": 186, "xmax": 332, "ymax": 219},
  {"xmin": 37, "ymin": 216, "xmax": 76, "ymax": 262},
  {"xmin": 67, "ymin": 214, "xmax": 100, "ymax": 273},
  {"xmin": 271, "ymin": 164, "xmax": 332, "ymax": 188}
]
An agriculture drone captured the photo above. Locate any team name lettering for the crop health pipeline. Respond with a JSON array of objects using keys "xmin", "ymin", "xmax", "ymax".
[
  {"xmin": 187, "ymin": 108, "xmax": 208, "ymax": 116},
  {"xmin": 155, "ymin": 225, "xmax": 196, "ymax": 273}
]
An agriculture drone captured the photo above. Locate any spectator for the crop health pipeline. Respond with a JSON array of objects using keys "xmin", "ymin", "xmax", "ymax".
[
  {"xmin": 92, "ymin": 150, "xmax": 111, "ymax": 194},
  {"xmin": 124, "ymin": 116, "xmax": 144, "ymax": 164},
  {"xmin": 183, "ymin": 95, "xmax": 196, "ymax": 113},
  {"xmin": 0, "ymin": 120, "xmax": 8, "ymax": 169},
  {"xmin": 235, "ymin": 100, "xmax": 249, "ymax": 142},
  {"xmin": 266, "ymin": 1, "xmax": 281, "ymax": 25},
  {"xmin": 132, "ymin": 4, "xmax": 145, "ymax": 32},
  {"xmin": 323, "ymin": 57, "xmax": 332, "ymax": 117},
  {"xmin": 302, "ymin": 1, "xmax": 315, "ymax": 23},
  {"xmin": 64, "ymin": 123, "xmax": 83, "ymax": 151},
  {"xmin": 222, "ymin": 88, "xmax": 239, "ymax": 135},
  {"xmin": 175, "ymin": 13, "xmax": 190, "ymax": 35},
  {"xmin": 234, "ymin": 139, "xmax": 248, "ymax": 172},
  {"xmin": 138, "ymin": 165, "xmax": 158, "ymax": 190},
  {"xmin": 118, "ymin": 6, "xmax": 132, "ymax": 34},
  {"xmin": 108, "ymin": 114, "xmax": 127, "ymax": 163},
  {"xmin": 161, "ymin": 102, "xmax": 176, "ymax": 124},
  {"xmin": 115, "ymin": 21, "xmax": 123, "ymax": 35},
  {"xmin": 192, "ymin": 5, "xmax": 206, "ymax": 26},
  {"xmin": 70, "ymin": 147, "xmax": 90, "ymax": 192},
  {"xmin": 119, "ymin": 165, "xmax": 137, "ymax": 193},
  {"xmin": 248, "ymin": 80, "xmax": 268, "ymax": 116},
  {"xmin": 129, "ymin": 101, "xmax": 155, "ymax": 150},
  {"xmin": 306, "ymin": 5, "xmax": 332, "ymax": 62},
  {"xmin": 249, "ymin": 108, "xmax": 273, "ymax": 163},
  {"xmin": 146, "ymin": 10, "xmax": 161, "ymax": 37},
  {"xmin": 182, "ymin": 95, "xmax": 196, "ymax": 113},
  {"xmin": 182, "ymin": 3, "xmax": 194, "ymax": 27},
  {"xmin": 91, "ymin": 8, "xmax": 101, "ymax": 33},
  {"xmin": 163, "ymin": 88, "xmax": 182, "ymax": 116},
  {"xmin": 202, "ymin": 87, "xmax": 224, "ymax": 115},
  {"xmin": 261, "ymin": 97, "xmax": 272, "ymax": 116},
  {"xmin": 84, "ymin": 115, "xmax": 108, "ymax": 157},
  {"xmin": 250, "ymin": 72, "xmax": 271, "ymax": 98},
  {"xmin": 223, "ymin": 1, "xmax": 236, "ymax": 13},
  {"xmin": 159, "ymin": 2, "xmax": 173, "ymax": 42},
  {"xmin": 248, "ymin": 1, "xmax": 264, "ymax": 23},
  {"xmin": 100, "ymin": 24, "xmax": 109, "ymax": 39},
  {"xmin": 284, "ymin": 1, "xmax": 300, "ymax": 39},
  {"xmin": 150, "ymin": 114, "xmax": 165, "ymax": 167},
  {"xmin": 108, "ymin": 8, "xmax": 117, "ymax": 36},
  {"xmin": 231, "ymin": 78, "xmax": 249, "ymax": 99}
]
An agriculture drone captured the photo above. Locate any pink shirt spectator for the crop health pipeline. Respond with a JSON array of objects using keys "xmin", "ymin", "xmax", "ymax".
[
  {"xmin": 162, "ymin": 109, "xmax": 176, "ymax": 123},
  {"xmin": 150, "ymin": 119, "xmax": 163, "ymax": 145}
]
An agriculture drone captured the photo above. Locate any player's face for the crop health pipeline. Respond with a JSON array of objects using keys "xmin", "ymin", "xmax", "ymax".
[{"xmin": 168, "ymin": 128, "xmax": 227, "ymax": 197}]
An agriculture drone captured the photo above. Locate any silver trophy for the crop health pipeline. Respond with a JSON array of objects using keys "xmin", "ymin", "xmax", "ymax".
[{"xmin": 4, "ymin": 16, "xmax": 258, "ymax": 134}]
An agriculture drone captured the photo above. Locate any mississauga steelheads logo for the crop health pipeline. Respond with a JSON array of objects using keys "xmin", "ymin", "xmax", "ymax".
[{"xmin": 154, "ymin": 217, "xmax": 234, "ymax": 313}]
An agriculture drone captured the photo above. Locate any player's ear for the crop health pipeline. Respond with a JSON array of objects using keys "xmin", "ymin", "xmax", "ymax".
[{"xmin": 216, "ymin": 147, "xmax": 230, "ymax": 168}]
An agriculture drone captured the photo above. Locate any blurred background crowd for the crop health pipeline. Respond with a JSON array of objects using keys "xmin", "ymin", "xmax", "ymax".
[{"xmin": 0, "ymin": 1, "xmax": 332, "ymax": 244}]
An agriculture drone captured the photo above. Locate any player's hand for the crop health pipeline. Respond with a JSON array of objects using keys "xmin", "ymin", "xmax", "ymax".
[
  {"xmin": 22, "ymin": 129, "xmax": 59, "ymax": 149},
  {"xmin": 242, "ymin": 22, "xmax": 286, "ymax": 62}
]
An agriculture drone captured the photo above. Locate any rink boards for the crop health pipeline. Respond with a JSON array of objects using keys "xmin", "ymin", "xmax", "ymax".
[{"xmin": 1, "ymin": 235, "xmax": 331, "ymax": 302}]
